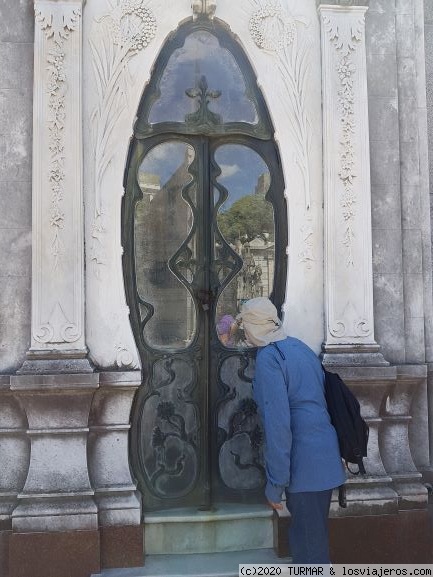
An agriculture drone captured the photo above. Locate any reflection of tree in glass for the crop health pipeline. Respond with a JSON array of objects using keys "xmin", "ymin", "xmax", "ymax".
[{"xmin": 217, "ymin": 194, "xmax": 274, "ymax": 244}]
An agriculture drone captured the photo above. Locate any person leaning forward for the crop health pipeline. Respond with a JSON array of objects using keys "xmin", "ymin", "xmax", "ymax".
[{"xmin": 237, "ymin": 297, "xmax": 346, "ymax": 564}]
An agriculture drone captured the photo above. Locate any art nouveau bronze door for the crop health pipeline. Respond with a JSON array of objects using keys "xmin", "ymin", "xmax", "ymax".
[{"xmin": 122, "ymin": 18, "xmax": 287, "ymax": 511}]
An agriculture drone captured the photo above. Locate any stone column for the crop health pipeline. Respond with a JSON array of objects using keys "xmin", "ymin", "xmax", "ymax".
[
  {"xmin": 319, "ymin": 1, "xmax": 386, "ymax": 366},
  {"xmin": 7, "ymin": 3, "xmax": 103, "ymax": 576},
  {"xmin": 21, "ymin": 0, "xmax": 90, "ymax": 374}
]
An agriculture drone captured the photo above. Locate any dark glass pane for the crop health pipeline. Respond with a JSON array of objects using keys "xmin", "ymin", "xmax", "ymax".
[
  {"xmin": 134, "ymin": 142, "xmax": 197, "ymax": 349},
  {"xmin": 149, "ymin": 31, "xmax": 258, "ymax": 125},
  {"xmin": 214, "ymin": 145, "xmax": 275, "ymax": 347}
]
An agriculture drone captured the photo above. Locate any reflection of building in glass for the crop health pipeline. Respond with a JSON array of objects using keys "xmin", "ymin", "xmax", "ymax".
[
  {"xmin": 236, "ymin": 236, "xmax": 274, "ymax": 304},
  {"xmin": 217, "ymin": 170, "xmax": 275, "ymax": 316},
  {"xmin": 135, "ymin": 145, "xmax": 196, "ymax": 349}
]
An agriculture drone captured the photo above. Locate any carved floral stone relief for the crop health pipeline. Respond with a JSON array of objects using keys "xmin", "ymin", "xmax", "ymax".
[
  {"xmin": 324, "ymin": 14, "xmax": 363, "ymax": 268},
  {"xmin": 33, "ymin": 2, "xmax": 83, "ymax": 346},
  {"xmin": 36, "ymin": 5, "xmax": 81, "ymax": 271},
  {"xmin": 320, "ymin": 7, "xmax": 374, "ymax": 342},
  {"xmin": 89, "ymin": 0, "xmax": 157, "ymax": 276},
  {"xmin": 248, "ymin": 1, "xmax": 315, "ymax": 270}
]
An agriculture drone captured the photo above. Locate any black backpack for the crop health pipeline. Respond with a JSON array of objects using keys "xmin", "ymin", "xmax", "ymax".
[{"xmin": 322, "ymin": 366, "xmax": 369, "ymax": 476}]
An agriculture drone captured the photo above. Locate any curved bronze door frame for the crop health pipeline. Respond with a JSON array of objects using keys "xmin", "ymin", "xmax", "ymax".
[{"xmin": 122, "ymin": 17, "xmax": 287, "ymax": 511}]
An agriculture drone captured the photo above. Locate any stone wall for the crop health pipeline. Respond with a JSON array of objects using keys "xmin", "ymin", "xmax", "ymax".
[
  {"xmin": 0, "ymin": 0, "xmax": 34, "ymax": 373},
  {"xmin": 426, "ymin": 0, "xmax": 433, "ymax": 229}
]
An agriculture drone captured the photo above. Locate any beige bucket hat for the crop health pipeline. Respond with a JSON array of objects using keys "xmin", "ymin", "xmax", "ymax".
[{"xmin": 237, "ymin": 297, "xmax": 286, "ymax": 347}]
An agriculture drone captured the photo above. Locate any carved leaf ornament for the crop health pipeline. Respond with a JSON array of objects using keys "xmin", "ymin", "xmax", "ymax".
[
  {"xmin": 324, "ymin": 15, "xmax": 364, "ymax": 267},
  {"xmin": 249, "ymin": 1, "xmax": 314, "ymax": 267},
  {"xmin": 90, "ymin": 0, "xmax": 157, "ymax": 276},
  {"xmin": 36, "ymin": 6, "xmax": 82, "ymax": 270}
]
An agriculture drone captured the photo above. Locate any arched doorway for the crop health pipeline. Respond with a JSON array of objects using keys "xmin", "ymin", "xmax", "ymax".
[{"xmin": 122, "ymin": 17, "xmax": 287, "ymax": 511}]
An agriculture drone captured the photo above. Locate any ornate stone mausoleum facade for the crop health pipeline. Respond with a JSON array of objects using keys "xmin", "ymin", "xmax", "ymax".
[{"xmin": 1, "ymin": 0, "xmax": 433, "ymax": 575}]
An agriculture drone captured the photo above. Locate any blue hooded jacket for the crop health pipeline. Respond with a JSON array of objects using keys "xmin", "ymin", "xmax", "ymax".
[{"xmin": 252, "ymin": 336, "xmax": 346, "ymax": 503}]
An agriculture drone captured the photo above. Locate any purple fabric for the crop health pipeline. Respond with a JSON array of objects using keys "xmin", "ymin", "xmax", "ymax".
[{"xmin": 217, "ymin": 315, "xmax": 235, "ymax": 337}]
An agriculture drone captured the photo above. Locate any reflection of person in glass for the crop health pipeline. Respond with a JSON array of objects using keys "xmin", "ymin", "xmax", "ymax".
[
  {"xmin": 216, "ymin": 314, "xmax": 237, "ymax": 346},
  {"xmin": 237, "ymin": 297, "xmax": 346, "ymax": 564}
]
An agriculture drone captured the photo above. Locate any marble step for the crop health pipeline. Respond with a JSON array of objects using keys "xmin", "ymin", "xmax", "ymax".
[
  {"xmin": 92, "ymin": 548, "xmax": 291, "ymax": 577},
  {"xmin": 143, "ymin": 504, "xmax": 274, "ymax": 555}
]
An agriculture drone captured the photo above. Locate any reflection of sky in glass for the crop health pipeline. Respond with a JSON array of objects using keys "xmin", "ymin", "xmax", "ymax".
[
  {"xmin": 215, "ymin": 145, "xmax": 269, "ymax": 209},
  {"xmin": 138, "ymin": 142, "xmax": 192, "ymax": 188},
  {"xmin": 149, "ymin": 31, "xmax": 258, "ymax": 124}
]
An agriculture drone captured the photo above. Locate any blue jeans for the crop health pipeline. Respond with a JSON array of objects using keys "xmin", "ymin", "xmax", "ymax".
[{"xmin": 285, "ymin": 489, "xmax": 333, "ymax": 564}]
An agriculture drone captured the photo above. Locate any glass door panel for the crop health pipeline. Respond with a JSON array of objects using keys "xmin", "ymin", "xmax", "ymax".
[
  {"xmin": 135, "ymin": 141, "xmax": 197, "ymax": 350},
  {"xmin": 214, "ymin": 144, "xmax": 275, "ymax": 348}
]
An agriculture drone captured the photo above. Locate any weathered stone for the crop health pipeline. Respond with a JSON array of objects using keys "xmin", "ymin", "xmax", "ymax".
[
  {"xmin": 367, "ymin": 55, "xmax": 398, "ymax": 97},
  {"xmin": 0, "ymin": 0, "xmax": 34, "ymax": 43},
  {"xmin": 366, "ymin": 10, "xmax": 397, "ymax": 55},
  {"xmin": 371, "ymin": 184, "xmax": 402, "ymax": 231},
  {"xmin": 374, "ymin": 315, "xmax": 406, "ymax": 363},
  {"xmin": 0, "ymin": 229, "xmax": 31, "ymax": 278},
  {"xmin": 372, "ymin": 228, "xmax": 404, "ymax": 274},
  {"xmin": 369, "ymin": 97, "xmax": 399, "ymax": 141},
  {"xmin": 0, "ymin": 42, "xmax": 33, "ymax": 90},
  {"xmin": 373, "ymin": 273, "xmax": 405, "ymax": 318},
  {"xmin": 370, "ymin": 141, "xmax": 400, "ymax": 185},
  {"xmin": 0, "ymin": 181, "xmax": 31, "ymax": 230}
]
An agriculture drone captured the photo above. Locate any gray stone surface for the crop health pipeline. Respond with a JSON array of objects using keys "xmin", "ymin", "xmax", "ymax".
[
  {"xmin": 426, "ymin": 0, "xmax": 433, "ymax": 22},
  {"xmin": 0, "ymin": 89, "xmax": 32, "ymax": 182},
  {"xmin": 372, "ymin": 228, "xmax": 404, "ymax": 273},
  {"xmin": 369, "ymin": 141, "xmax": 400, "ymax": 186},
  {"xmin": 371, "ymin": 184, "xmax": 402, "ymax": 231},
  {"xmin": 373, "ymin": 273, "xmax": 405, "ymax": 318},
  {"xmin": 401, "ymin": 184, "xmax": 421, "ymax": 228},
  {"xmin": 405, "ymin": 316, "xmax": 426, "ymax": 362},
  {"xmin": 366, "ymin": 10, "xmax": 397, "ymax": 55},
  {"xmin": 374, "ymin": 314, "xmax": 406, "ymax": 363},
  {"xmin": 368, "ymin": 97, "xmax": 399, "ymax": 142},
  {"xmin": 0, "ymin": 0, "xmax": 34, "ymax": 43},
  {"xmin": 0, "ymin": 42, "xmax": 33, "ymax": 90},
  {"xmin": 0, "ymin": 0, "xmax": 33, "ymax": 374},
  {"xmin": 367, "ymin": 54, "xmax": 398, "ymax": 97},
  {"xmin": 396, "ymin": 14, "xmax": 416, "ymax": 58},
  {"xmin": 396, "ymin": 0, "xmax": 415, "ymax": 14}
]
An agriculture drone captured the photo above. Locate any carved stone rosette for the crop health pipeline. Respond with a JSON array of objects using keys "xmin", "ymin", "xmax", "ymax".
[
  {"xmin": 30, "ymin": 0, "xmax": 86, "ymax": 359},
  {"xmin": 319, "ymin": 5, "xmax": 384, "ymax": 364}
]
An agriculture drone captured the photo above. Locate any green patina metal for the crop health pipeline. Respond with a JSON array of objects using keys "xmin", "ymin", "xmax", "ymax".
[{"xmin": 122, "ymin": 16, "xmax": 287, "ymax": 512}]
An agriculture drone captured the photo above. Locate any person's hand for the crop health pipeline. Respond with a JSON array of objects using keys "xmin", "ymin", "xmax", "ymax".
[{"xmin": 267, "ymin": 500, "xmax": 283, "ymax": 510}]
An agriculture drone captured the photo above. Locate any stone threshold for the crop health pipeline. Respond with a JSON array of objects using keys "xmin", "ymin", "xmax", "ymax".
[{"xmin": 92, "ymin": 548, "xmax": 291, "ymax": 577}]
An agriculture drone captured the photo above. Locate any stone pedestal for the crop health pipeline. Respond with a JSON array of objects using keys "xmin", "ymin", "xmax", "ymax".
[
  {"xmin": 10, "ymin": 373, "xmax": 99, "ymax": 533},
  {"xmin": 380, "ymin": 365, "xmax": 429, "ymax": 510},
  {"xmin": 88, "ymin": 371, "xmax": 143, "ymax": 569}
]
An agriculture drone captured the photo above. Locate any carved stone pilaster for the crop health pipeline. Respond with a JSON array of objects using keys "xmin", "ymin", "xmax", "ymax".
[
  {"xmin": 26, "ymin": 0, "xmax": 89, "ymax": 370},
  {"xmin": 318, "ymin": 5, "xmax": 386, "ymax": 365}
]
